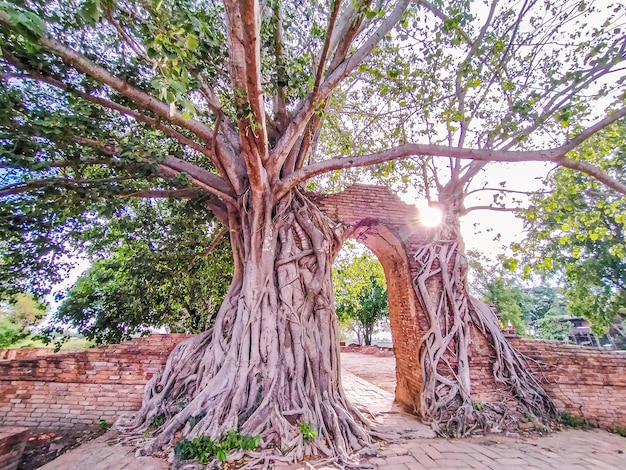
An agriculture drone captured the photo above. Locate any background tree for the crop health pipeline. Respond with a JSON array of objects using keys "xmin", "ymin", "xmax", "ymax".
[
  {"xmin": 0, "ymin": 0, "xmax": 625, "ymax": 465},
  {"xmin": 333, "ymin": 248, "xmax": 388, "ymax": 345},
  {"xmin": 44, "ymin": 199, "xmax": 232, "ymax": 345},
  {"xmin": 354, "ymin": 279, "xmax": 388, "ymax": 346},
  {"xmin": 518, "ymin": 119, "xmax": 626, "ymax": 334},
  {"xmin": 468, "ymin": 250, "xmax": 569, "ymax": 338},
  {"xmin": 481, "ymin": 278, "xmax": 527, "ymax": 335},
  {"xmin": 0, "ymin": 293, "xmax": 46, "ymax": 347},
  {"xmin": 537, "ymin": 314, "xmax": 572, "ymax": 341}
]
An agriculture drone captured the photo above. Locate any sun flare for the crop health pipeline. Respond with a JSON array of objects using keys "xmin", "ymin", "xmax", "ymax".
[{"xmin": 417, "ymin": 203, "xmax": 443, "ymax": 228}]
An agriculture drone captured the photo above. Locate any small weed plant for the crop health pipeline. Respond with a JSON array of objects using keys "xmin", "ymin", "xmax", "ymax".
[
  {"xmin": 149, "ymin": 414, "xmax": 165, "ymax": 429},
  {"xmin": 608, "ymin": 425, "xmax": 626, "ymax": 438},
  {"xmin": 174, "ymin": 430, "xmax": 260, "ymax": 464},
  {"xmin": 557, "ymin": 411, "xmax": 596, "ymax": 429},
  {"xmin": 298, "ymin": 421, "xmax": 318, "ymax": 442},
  {"xmin": 98, "ymin": 419, "xmax": 111, "ymax": 431}
]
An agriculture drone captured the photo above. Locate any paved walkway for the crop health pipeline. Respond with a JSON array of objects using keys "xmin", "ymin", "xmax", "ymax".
[
  {"xmin": 37, "ymin": 362, "xmax": 626, "ymax": 469},
  {"xmin": 36, "ymin": 436, "xmax": 168, "ymax": 470},
  {"xmin": 364, "ymin": 428, "xmax": 626, "ymax": 469}
]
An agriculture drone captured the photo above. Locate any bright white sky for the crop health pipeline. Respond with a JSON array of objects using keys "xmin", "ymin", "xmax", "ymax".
[{"xmin": 399, "ymin": 160, "xmax": 551, "ymax": 260}]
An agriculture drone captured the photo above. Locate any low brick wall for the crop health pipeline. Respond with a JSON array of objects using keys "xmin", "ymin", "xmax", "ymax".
[
  {"xmin": 510, "ymin": 338, "xmax": 626, "ymax": 428},
  {"xmin": 0, "ymin": 427, "xmax": 29, "ymax": 470},
  {"xmin": 2, "ymin": 332, "xmax": 626, "ymax": 433},
  {"xmin": 0, "ymin": 334, "xmax": 190, "ymax": 430},
  {"xmin": 0, "ymin": 349, "xmax": 55, "ymax": 361}
]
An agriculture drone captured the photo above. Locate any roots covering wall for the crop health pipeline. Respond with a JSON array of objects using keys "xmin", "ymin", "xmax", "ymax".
[{"xmin": 2, "ymin": 186, "xmax": 626, "ymax": 434}]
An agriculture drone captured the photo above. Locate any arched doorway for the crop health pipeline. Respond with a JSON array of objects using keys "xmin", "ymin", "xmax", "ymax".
[{"xmin": 314, "ymin": 184, "xmax": 436, "ymax": 412}]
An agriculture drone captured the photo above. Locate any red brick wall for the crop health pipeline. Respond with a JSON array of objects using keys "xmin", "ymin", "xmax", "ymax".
[
  {"xmin": 510, "ymin": 338, "xmax": 626, "ymax": 428},
  {"xmin": 0, "ymin": 334, "xmax": 190, "ymax": 430}
]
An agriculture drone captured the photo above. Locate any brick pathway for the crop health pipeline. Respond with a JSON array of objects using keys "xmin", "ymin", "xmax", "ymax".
[
  {"xmin": 363, "ymin": 429, "xmax": 626, "ymax": 469},
  {"xmin": 36, "ymin": 367, "xmax": 626, "ymax": 469}
]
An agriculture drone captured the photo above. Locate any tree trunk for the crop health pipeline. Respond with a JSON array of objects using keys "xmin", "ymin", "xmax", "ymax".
[
  {"xmin": 412, "ymin": 209, "xmax": 558, "ymax": 436},
  {"xmin": 115, "ymin": 189, "xmax": 376, "ymax": 466},
  {"xmin": 364, "ymin": 326, "xmax": 373, "ymax": 346},
  {"xmin": 354, "ymin": 325, "xmax": 363, "ymax": 346}
]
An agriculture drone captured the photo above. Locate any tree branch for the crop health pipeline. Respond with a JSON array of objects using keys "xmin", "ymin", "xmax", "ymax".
[
  {"xmin": 0, "ymin": 176, "xmax": 135, "ymax": 198},
  {"xmin": 0, "ymin": 21, "xmax": 245, "ymax": 182},
  {"xmin": 195, "ymin": 226, "xmax": 229, "ymax": 258},
  {"xmin": 30, "ymin": 35, "xmax": 219, "ymax": 148},
  {"xmin": 313, "ymin": 0, "xmax": 342, "ymax": 96},
  {"xmin": 277, "ymin": 111, "xmax": 626, "ymax": 198},
  {"xmin": 224, "ymin": 0, "xmax": 269, "ymax": 189},
  {"xmin": 271, "ymin": 0, "xmax": 411, "ymax": 174},
  {"xmin": 119, "ymin": 189, "xmax": 200, "ymax": 199},
  {"xmin": 1, "ymin": 53, "xmax": 228, "ymax": 172},
  {"xmin": 272, "ymin": 0, "xmax": 288, "ymax": 132},
  {"xmin": 160, "ymin": 156, "xmax": 236, "ymax": 204},
  {"xmin": 463, "ymin": 205, "xmax": 522, "ymax": 214},
  {"xmin": 465, "ymin": 187, "xmax": 551, "ymax": 197},
  {"xmin": 562, "ymin": 108, "xmax": 626, "ymax": 153},
  {"xmin": 72, "ymin": 137, "xmax": 237, "ymax": 204}
]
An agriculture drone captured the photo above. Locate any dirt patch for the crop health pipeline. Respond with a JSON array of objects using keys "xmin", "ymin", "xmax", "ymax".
[
  {"xmin": 18, "ymin": 427, "xmax": 105, "ymax": 470},
  {"xmin": 340, "ymin": 350, "xmax": 396, "ymax": 394}
]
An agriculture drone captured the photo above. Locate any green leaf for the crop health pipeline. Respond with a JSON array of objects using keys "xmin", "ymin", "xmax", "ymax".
[
  {"xmin": 81, "ymin": 0, "xmax": 102, "ymax": 22},
  {"xmin": 186, "ymin": 34, "xmax": 199, "ymax": 50}
]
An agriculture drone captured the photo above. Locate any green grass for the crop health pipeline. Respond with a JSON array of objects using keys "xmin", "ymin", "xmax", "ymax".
[
  {"xmin": 174, "ymin": 430, "xmax": 260, "ymax": 464},
  {"xmin": 608, "ymin": 426, "xmax": 626, "ymax": 437},
  {"xmin": 7, "ymin": 336, "xmax": 95, "ymax": 350}
]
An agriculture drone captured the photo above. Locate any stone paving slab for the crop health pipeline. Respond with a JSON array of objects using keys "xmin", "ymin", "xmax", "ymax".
[
  {"xmin": 33, "ymin": 369, "xmax": 626, "ymax": 469},
  {"xmin": 36, "ymin": 433, "xmax": 168, "ymax": 470}
]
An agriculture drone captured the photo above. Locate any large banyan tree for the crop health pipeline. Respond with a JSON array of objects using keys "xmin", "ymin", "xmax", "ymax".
[{"xmin": 1, "ymin": 0, "xmax": 625, "ymax": 466}]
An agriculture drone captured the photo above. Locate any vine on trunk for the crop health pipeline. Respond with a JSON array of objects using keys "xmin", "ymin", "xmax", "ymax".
[
  {"xmin": 413, "ymin": 218, "xmax": 558, "ymax": 437},
  {"xmin": 114, "ymin": 190, "xmax": 380, "ymax": 468}
]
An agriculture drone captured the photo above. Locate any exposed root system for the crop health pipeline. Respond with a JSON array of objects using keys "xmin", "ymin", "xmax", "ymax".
[
  {"xmin": 412, "ymin": 220, "xmax": 557, "ymax": 437},
  {"xmin": 115, "ymin": 190, "xmax": 382, "ymax": 468}
]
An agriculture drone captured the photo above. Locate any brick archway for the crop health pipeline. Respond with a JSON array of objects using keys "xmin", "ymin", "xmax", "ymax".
[{"xmin": 313, "ymin": 184, "xmax": 437, "ymax": 411}]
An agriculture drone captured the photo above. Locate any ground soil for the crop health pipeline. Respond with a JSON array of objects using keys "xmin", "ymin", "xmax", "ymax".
[{"xmin": 340, "ymin": 349, "xmax": 397, "ymax": 393}]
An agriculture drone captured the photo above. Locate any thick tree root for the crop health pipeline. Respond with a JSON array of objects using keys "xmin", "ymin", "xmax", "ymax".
[
  {"xmin": 114, "ymin": 190, "xmax": 384, "ymax": 468},
  {"xmin": 412, "ymin": 223, "xmax": 557, "ymax": 437}
]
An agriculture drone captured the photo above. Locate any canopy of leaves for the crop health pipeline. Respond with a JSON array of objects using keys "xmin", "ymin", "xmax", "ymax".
[
  {"xmin": 481, "ymin": 278, "xmax": 527, "ymax": 335},
  {"xmin": 517, "ymin": 119, "xmax": 626, "ymax": 333},
  {"xmin": 44, "ymin": 199, "xmax": 233, "ymax": 344},
  {"xmin": 0, "ymin": 0, "xmax": 624, "ymax": 341},
  {"xmin": 0, "ymin": 0, "xmax": 624, "ymax": 216},
  {"xmin": 317, "ymin": 0, "xmax": 626, "ymax": 206}
]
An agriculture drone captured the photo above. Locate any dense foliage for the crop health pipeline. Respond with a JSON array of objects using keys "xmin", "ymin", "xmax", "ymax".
[
  {"xmin": 518, "ymin": 120, "xmax": 626, "ymax": 333},
  {"xmin": 44, "ymin": 199, "xmax": 233, "ymax": 344},
  {"xmin": 0, "ymin": 293, "xmax": 46, "ymax": 347}
]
